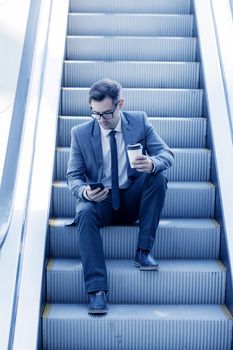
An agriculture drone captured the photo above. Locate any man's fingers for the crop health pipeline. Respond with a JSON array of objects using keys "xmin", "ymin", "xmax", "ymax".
[
  {"xmin": 90, "ymin": 189, "xmax": 109, "ymax": 201},
  {"xmin": 135, "ymin": 166, "xmax": 148, "ymax": 172},
  {"xmin": 132, "ymin": 161, "xmax": 148, "ymax": 168},
  {"xmin": 95, "ymin": 193, "xmax": 108, "ymax": 202},
  {"xmin": 86, "ymin": 186, "xmax": 102, "ymax": 195},
  {"xmin": 135, "ymin": 155, "xmax": 147, "ymax": 161}
]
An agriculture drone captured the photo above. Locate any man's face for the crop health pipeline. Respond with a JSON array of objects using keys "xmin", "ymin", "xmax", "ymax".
[{"xmin": 90, "ymin": 97, "xmax": 123, "ymax": 130}]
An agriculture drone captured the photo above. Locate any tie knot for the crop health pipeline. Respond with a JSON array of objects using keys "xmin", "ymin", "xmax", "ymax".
[{"xmin": 109, "ymin": 130, "xmax": 116, "ymax": 138}]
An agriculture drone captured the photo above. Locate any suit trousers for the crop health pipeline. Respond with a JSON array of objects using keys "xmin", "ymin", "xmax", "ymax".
[{"xmin": 75, "ymin": 171, "xmax": 167, "ymax": 294}]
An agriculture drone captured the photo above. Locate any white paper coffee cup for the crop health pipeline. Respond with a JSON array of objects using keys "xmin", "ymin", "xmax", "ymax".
[{"xmin": 127, "ymin": 143, "xmax": 143, "ymax": 168}]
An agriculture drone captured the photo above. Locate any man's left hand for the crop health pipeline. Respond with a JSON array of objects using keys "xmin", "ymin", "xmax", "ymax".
[{"xmin": 132, "ymin": 155, "xmax": 154, "ymax": 173}]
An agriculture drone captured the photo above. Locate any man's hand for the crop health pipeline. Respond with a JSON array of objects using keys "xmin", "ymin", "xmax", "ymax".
[
  {"xmin": 132, "ymin": 155, "xmax": 154, "ymax": 173},
  {"xmin": 86, "ymin": 186, "xmax": 109, "ymax": 202}
]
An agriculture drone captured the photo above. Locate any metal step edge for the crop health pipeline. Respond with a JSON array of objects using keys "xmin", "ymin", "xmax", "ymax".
[
  {"xmin": 66, "ymin": 35, "xmax": 197, "ymax": 39},
  {"xmin": 69, "ymin": 0, "xmax": 192, "ymax": 15},
  {"xmin": 63, "ymin": 61, "xmax": 199, "ymax": 89},
  {"xmin": 46, "ymin": 259, "xmax": 225, "ymax": 304},
  {"xmin": 47, "ymin": 258, "xmax": 225, "ymax": 272},
  {"xmin": 68, "ymin": 14, "xmax": 194, "ymax": 37},
  {"xmin": 66, "ymin": 36, "xmax": 197, "ymax": 62},
  {"xmin": 52, "ymin": 181, "xmax": 215, "ymax": 218},
  {"xmin": 49, "ymin": 217, "xmax": 220, "ymax": 228},
  {"xmin": 55, "ymin": 148, "xmax": 211, "ymax": 182},
  {"xmin": 57, "ymin": 116, "xmax": 207, "ymax": 148},
  {"xmin": 42, "ymin": 304, "xmax": 233, "ymax": 350},
  {"xmin": 49, "ymin": 218, "xmax": 220, "ymax": 259},
  {"xmin": 61, "ymin": 88, "xmax": 203, "ymax": 118}
]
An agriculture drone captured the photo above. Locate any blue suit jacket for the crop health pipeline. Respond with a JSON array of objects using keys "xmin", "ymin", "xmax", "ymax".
[{"xmin": 66, "ymin": 111, "xmax": 174, "ymax": 201}]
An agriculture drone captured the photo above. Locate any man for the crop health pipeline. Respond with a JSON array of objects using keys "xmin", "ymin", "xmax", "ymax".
[{"xmin": 66, "ymin": 79, "xmax": 174, "ymax": 315}]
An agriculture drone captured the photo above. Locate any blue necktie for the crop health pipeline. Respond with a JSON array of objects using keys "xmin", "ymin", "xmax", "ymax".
[{"xmin": 109, "ymin": 130, "xmax": 120, "ymax": 210}]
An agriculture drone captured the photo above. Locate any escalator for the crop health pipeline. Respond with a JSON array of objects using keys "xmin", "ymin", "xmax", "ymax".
[{"xmin": 41, "ymin": 0, "xmax": 233, "ymax": 349}]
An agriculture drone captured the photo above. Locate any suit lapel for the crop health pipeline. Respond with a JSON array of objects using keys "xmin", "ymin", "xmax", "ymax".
[
  {"xmin": 121, "ymin": 112, "xmax": 134, "ymax": 146},
  {"xmin": 90, "ymin": 120, "xmax": 103, "ymax": 181},
  {"xmin": 121, "ymin": 112, "xmax": 135, "ymax": 174}
]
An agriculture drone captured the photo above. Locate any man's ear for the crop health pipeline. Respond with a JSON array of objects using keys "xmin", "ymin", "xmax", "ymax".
[{"xmin": 118, "ymin": 99, "xmax": 124, "ymax": 109}]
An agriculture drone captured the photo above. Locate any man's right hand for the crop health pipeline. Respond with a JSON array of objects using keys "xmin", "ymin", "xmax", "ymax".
[{"xmin": 85, "ymin": 186, "xmax": 109, "ymax": 202}]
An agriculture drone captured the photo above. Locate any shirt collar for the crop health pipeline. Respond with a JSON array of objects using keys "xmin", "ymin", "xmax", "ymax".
[{"xmin": 99, "ymin": 112, "xmax": 122, "ymax": 137}]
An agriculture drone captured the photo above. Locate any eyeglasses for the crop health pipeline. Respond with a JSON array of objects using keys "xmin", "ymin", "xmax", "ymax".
[{"xmin": 90, "ymin": 102, "xmax": 119, "ymax": 120}]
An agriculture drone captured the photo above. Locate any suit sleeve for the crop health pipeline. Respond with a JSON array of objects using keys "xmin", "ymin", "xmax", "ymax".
[
  {"xmin": 143, "ymin": 112, "xmax": 174, "ymax": 174},
  {"xmin": 66, "ymin": 127, "xmax": 87, "ymax": 199}
]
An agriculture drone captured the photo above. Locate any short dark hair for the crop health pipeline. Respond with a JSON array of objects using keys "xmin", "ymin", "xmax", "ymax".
[{"xmin": 89, "ymin": 78, "xmax": 122, "ymax": 104}]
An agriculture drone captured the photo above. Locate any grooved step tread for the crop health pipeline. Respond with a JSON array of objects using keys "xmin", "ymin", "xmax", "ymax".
[
  {"xmin": 57, "ymin": 116, "xmax": 207, "ymax": 148},
  {"xmin": 67, "ymin": 14, "xmax": 194, "ymax": 37},
  {"xmin": 56, "ymin": 147, "xmax": 210, "ymax": 153},
  {"xmin": 43, "ymin": 303, "xmax": 233, "ymax": 349},
  {"xmin": 63, "ymin": 61, "xmax": 199, "ymax": 89},
  {"xmin": 66, "ymin": 36, "xmax": 197, "ymax": 62},
  {"xmin": 66, "ymin": 35, "xmax": 197, "ymax": 39},
  {"xmin": 49, "ymin": 217, "xmax": 220, "ymax": 260},
  {"xmin": 47, "ymin": 259, "xmax": 225, "ymax": 272},
  {"xmin": 53, "ymin": 181, "xmax": 215, "ymax": 189},
  {"xmin": 63, "ymin": 87, "xmax": 201, "ymax": 91},
  {"xmin": 61, "ymin": 88, "xmax": 203, "ymax": 117},
  {"xmin": 52, "ymin": 181, "xmax": 215, "ymax": 218},
  {"xmin": 58, "ymin": 116, "xmax": 206, "ymax": 120},
  {"xmin": 43, "ymin": 303, "xmax": 232, "ymax": 321},
  {"xmin": 68, "ymin": 13, "xmax": 193, "ymax": 16},
  {"xmin": 56, "ymin": 147, "xmax": 211, "ymax": 182},
  {"xmin": 69, "ymin": 0, "xmax": 192, "ymax": 15},
  {"xmin": 46, "ymin": 259, "xmax": 226, "ymax": 304}
]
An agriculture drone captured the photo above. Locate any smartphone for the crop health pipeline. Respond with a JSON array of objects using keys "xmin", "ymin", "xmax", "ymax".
[{"xmin": 89, "ymin": 182, "xmax": 105, "ymax": 191}]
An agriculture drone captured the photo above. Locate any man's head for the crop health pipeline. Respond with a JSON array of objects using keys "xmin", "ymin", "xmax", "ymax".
[{"xmin": 89, "ymin": 78, "xmax": 124, "ymax": 130}]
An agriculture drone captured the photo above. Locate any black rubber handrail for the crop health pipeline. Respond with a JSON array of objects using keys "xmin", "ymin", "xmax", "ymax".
[{"xmin": 0, "ymin": 0, "xmax": 42, "ymax": 249}]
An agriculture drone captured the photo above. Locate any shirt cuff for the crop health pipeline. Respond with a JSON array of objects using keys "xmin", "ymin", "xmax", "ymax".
[
  {"xmin": 151, "ymin": 162, "xmax": 156, "ymax": 173},
  {"xmin": 148, "ymin": 157, "xmax": 156, "ymax": 174},
  {"xmin": 82, "ymin": 187, "xmax": 91, "ymax": 201}
]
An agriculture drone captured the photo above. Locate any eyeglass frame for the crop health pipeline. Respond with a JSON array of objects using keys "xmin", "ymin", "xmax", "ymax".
[{"xmin": 90, "ymin": 101, "xmax": 119, "ymax": 120}]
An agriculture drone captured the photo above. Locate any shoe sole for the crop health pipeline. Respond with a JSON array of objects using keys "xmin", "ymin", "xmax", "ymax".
[
  {"xmin": 134, "ymin": 262, "xmax": 159, "ymax": 271},
  {"xmin": 88, "ymin": 308, "xmax": 108, "ymax": 315}
]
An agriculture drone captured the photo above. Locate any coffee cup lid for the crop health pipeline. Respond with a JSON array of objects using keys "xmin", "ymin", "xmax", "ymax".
[{"xmin": 127, "ymin": 143, "xmax": 143, "ymax": 150}]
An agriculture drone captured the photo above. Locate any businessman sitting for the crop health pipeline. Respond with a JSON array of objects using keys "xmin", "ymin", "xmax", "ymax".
[{"xmin": 66, "ymin": 78, "xmax": 174, "ymax": 315}]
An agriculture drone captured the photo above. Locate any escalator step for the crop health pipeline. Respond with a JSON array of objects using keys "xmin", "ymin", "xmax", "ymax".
[
  {"xmin": 43, "ymin": 303, "xmax": 232, "ymax": 350},
  {"xmin": 58, "ymin": 116, "xmax": 207, "ymax": 148},
  {"xmin": 69, "ymin": 0, "xmax": 191, "ymax": 14},
  {"xmin": 52, "ymin": 181, "xmax": 215, "ymax": 218},
  {"xmin": 46, "ymin": 259, "xmax": 226, "ymax": 304},
  {"xmin": 66, "ymin": 36, "xmax": 197, "ymax": 62},
  {"xmin": 49, "ymin": 218, "xmax": 220, "ymax": 259},
  {"xmin": 61, "ymin": 87, "xmax": 203, "ymax": 117},
  {"xmin": 63, "ymin": 61, "xmax": 199, "ymax": 89},
  {"xmin": 67, "ymin": 14, "xmax": 194, "ymax": 37}
]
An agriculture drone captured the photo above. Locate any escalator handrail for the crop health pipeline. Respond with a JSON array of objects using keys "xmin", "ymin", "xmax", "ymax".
[
  {"xmin": 0, "ymin": 0, "xmax": 42, "ymax": 249},
  {"xmin": 194, "ymin": 0, "xmax": 233, "ymax": 300},
  {"xmin": 210, "ymin": 0, "xmax": 233, "ymax": 142}
]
